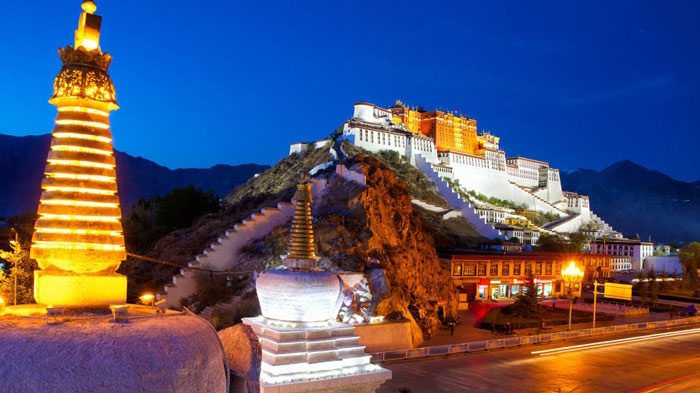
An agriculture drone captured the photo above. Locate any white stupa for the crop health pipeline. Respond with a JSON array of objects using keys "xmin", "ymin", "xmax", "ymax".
[{"xmin": 243, "ymin": 173, "xmax": 391, "ymax": 393}]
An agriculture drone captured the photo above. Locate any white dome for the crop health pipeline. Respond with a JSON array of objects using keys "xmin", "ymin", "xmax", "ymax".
[{"xmin": 256, "ymin": 270, "xmax": 343, "ymax": 322}]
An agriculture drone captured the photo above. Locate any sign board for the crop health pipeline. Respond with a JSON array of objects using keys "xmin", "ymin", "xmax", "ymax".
[{"xmin": 604, "ymin": 283, "xmax": 632, "ymax": 300}]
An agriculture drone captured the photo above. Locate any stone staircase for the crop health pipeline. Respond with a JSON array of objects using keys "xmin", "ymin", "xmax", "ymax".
[
  {"xmin": 414, "ymin": 154, "xmax": 502, "ymax": 239},
  {"xmin": 158, "ymin": 178, "xmax": 328, "ymax": 309},
  {"xmin": 509, "ymin": 181, "xmax": 568, "ymax": 216}
]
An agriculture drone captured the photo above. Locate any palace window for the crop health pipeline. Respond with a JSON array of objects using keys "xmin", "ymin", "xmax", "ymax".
[
  {"xmin": 502, "ymin": 263, "xmax": 510, "ymax": 276},
  {"xmin": 465, "ymin": 264, "xmax": 476, "ymax": 276},
  {"xmin": 513, "ymin": 263, "xmax": 521, "ymax": 275}
]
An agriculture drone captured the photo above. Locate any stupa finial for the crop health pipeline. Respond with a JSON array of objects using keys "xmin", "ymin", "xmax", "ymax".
[
  {"xmin": 75, "ymin": 1, "xmax": 102, "ymax": 51},
  {"xmin": 82, "ymin": 1, "xmax": 97, "ymax": 14}
]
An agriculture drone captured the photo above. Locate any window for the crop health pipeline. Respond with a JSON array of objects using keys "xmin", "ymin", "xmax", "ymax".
[
  {"xmin": 513, "ymin": 263, "xmax": 521, "ymax": 275},
  {"xmin": 452, "ymin": 264, "xmax": 462, "ymax": 276},
  {"xmin": 545, "ymin": 262, "xmax": 552, "ymax": 275},
  {"xmin": 478, "ymin": 264, "xmax": 487, "ymax": 276},
  {"xmin": 524, "ymin": 263, "xmax": 532, "ymax": 275},
  {"xmin": 535, "ymin": 263, "xmax": 542, "ymax": 275},
  {"xmin": 502, "ymin": 263, "xmax": 510, "ymax": 276},
  {"xmin": 465, "ymin": 264, "xmax": 476, "ymax": 276},
  {"xmin": 490, "ymin": 263, "xmax": 499, "ymax": 276}
]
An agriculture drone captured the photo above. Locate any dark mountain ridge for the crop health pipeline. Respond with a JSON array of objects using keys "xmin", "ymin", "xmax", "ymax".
[
  {"xmin": 0, "ymin": 133, "xmax": 268, "ymax": 218},
  {"xmin": 561, "ymin": 160, "xmax": 700, "ymax": 243}
]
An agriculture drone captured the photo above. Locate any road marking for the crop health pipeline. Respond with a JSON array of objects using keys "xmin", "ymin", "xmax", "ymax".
[
  {"xmin": 630, "ymin": 371, "xmax": 700, "ymax": 393},
  {"xmin": 531, "ymin": 328, "xmax": 700, "ymax": 356}
]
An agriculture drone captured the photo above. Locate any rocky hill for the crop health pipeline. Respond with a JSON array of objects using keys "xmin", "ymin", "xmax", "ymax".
[
  {"xmin": 561, "ymin": 160, "xmax": 700, "ymax": 243},
  {"xmin": 143, "ymin": 142, "xmax": 482, "ymax": 344},
  {"xmin": 0, "ymin": 133, "xmax": 268, "ymax": 218}
]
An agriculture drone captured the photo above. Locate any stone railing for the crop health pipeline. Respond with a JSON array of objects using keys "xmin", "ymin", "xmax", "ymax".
[{"xmin": 371, "ymin": 316, "xmax": 700, "ymax": 363}]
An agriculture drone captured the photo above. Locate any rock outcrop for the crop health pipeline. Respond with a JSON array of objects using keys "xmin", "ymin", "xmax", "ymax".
[
  {"xmin": 219, "ymin": 324, "xmax": 261, "ymax": 393},
  {"xmin": 311, "ymin": 154, "xmax": 458, "ymax": 346}
]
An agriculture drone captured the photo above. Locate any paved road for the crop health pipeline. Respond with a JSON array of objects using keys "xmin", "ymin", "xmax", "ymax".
[{"xmin": 378, "ymin": 329, "xmax": 700, "ymax": 393}]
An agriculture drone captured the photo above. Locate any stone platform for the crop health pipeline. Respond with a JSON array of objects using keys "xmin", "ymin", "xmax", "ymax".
[
  {"xmin": 0, "ymin": 305, "xmax": 228, "ymax": 393},
  {"xmin": 243, "ymin": 316, "xmax": 391, "ymax": 393}
]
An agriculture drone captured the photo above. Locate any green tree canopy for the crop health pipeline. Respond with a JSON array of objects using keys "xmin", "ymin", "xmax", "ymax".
[
  {"xmin": 123, "ymin": 185, "xmax": 221, "ymax": 254},
  {"xmin": 679, "ymin": 242, "xmax": 700, "ymax": 296}
]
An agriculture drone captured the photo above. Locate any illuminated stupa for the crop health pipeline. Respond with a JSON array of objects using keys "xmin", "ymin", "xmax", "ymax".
[
  {"xmin": 244, "ymin": 173, "xmax": 391, "ymax": 392},
  {"xmin": 31, "ymin": 0, "xmax": 126, "ymax": 306}
]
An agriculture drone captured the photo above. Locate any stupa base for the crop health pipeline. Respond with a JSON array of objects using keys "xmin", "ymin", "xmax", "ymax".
[
  {"xmin": 243, "ymin": 316, "xmax": 391, "ymax": 393},
  {"xmin": 34, "ymin": 270, "xmax": 126, "ymax": 306}
]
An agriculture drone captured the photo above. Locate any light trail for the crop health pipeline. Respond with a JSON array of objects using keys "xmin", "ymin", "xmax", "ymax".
[{"xmin": 531, "ymin": 328, "xmax": 700, "ymax": 356}]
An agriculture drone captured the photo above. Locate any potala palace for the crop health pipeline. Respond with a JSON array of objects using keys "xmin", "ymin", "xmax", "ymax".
[{"xmin": 338, "ymin": 101, "xmax": 620, "ymax": 242}]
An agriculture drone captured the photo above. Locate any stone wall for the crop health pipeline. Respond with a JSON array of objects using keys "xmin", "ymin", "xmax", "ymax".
[{"xmin": 353, "ymin": 321, "xmax": 413, "ymax": 352}]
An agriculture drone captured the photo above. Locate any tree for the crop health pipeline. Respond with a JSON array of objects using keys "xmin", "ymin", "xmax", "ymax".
[
  {"xmin": 329, "ymin": 124, "xmax": 344, "ymax": 141},
  {"xmin": 513, "ymin": 272, "xmax": 539, "ymax": 317},
  {"xmin": 157, "ymin": 185, "xmax": 220, "ymax": 231},
  {"xmin": 679, "ymin": 242, "xmax": 700, "ymax": 297},
  {"xmin": 123, "ymin": 185, "xmax": 221, "ymax": 254},
  {"xmin": 637, "ymin": 270, "xmax": 648, "ymax": 306},
  {"xmin": 569, "ymin": 232, "xmax": 592, "ymax": 252},
  {"xmin": 0, "ymin": 238, "xmax": 36, "ymax": 305},
  {"xmin": 648, "ymin": 270, "xmax": 658, "ymax": 305},
  {"xmin": 658, "ymin": 270, "xmax": 668, "ymax": 292}
]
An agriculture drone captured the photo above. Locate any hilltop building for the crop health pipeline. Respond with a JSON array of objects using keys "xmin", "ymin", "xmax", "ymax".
[{"xmin": 340, "ymin": 101, "xmax": 618, "ymax": 239}]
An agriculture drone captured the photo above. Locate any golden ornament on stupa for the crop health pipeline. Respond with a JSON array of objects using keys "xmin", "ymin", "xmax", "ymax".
[
  {"xmin": 286, "ymin": 172, "xmax": 316, "ymax": 263},
  {"xmin": 30, "ymin": 1, "xmax": 126, "ymax": 306}
]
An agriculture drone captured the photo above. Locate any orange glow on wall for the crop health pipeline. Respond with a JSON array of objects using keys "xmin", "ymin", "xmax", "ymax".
[{"xmin": 390, "ymin": 103, "xmax": 480, "ymax": 155}]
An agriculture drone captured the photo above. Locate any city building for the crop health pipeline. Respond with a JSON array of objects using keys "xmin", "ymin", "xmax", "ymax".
[
  {"xmin": 590, "ymin": 239, "xmax": 653, "ymax": 272},
  {"xmin": 643, "ymin": 256, "xmax": 683, "ymax": 275},
  {"xmin": 653, "ymin": 244, "xmax": 672, "ymax": 256},
  {"xmin": 610, "ymin": 255, "xmax": 633, "ymax": 272},
  {"xmin": 476, "ymin": 207, "xmax": 506, "ymax": 224},
  {"xmin": 495, "ymin": 224, "xmax": 541, "ymax": 246},
  {"xmin": 442, "ymin": 252, "xmax": 609, "ymax": 302},
  {"xmin": 339, "ymin": 101, "xmax": 618, "ymax": 239}
]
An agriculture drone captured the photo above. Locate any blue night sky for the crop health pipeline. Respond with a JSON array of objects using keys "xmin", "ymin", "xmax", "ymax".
[{"xmin": 1, "ymin": 1, "xmax": 698, "ymax": 181}]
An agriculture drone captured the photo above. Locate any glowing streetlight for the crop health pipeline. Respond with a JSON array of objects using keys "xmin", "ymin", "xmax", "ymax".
[
  {"xmin": 139, "ymin": 294, "xmax": 155, "ymax": 307},
  {"xmin": 561, "ymin": 261, "xmax": 584, "ymax": 331}
]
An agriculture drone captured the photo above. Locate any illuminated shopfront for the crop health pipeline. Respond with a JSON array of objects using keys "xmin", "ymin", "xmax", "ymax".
[{"xmin": 445, "ymin": 252, "xmax": 595, "ymax": 303}]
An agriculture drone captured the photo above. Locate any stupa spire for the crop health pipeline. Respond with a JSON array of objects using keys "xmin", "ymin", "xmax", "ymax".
[
  {"xmin": 283, "ymin": 172, "xmax": 319, "ymax": 270},
  {"xmin": 30, "ymin": 1, "xmax": 126, "ymax": 306}
]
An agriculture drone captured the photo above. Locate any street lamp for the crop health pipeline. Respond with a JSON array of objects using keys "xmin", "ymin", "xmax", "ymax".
[{"xmin": 561, "ymin": 261, "xmax": 584, "ymax": 331}]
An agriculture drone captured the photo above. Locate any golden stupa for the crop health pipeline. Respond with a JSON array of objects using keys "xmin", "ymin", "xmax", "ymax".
[
  {"xmin": 286, "ymin": 172, "xmax": 317, "ymax": 263},
  {"xmin": 30, "ymin": 1, "xmax": 126, "ymax": 306}
]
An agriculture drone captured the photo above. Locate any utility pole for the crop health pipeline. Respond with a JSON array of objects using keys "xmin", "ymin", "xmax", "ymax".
[{"xmin": 593, "ymin": 281, "xmax": 601, "ymax": 328}]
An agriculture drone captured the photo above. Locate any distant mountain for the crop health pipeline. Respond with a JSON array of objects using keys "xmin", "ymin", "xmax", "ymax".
[
  {"xmin": 0, "ymin": 133, "xmax": 268, "ymax": 219},
  {"xmin": 561, "ymin": 160, "xmax": 700, "ymax": 243}
]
